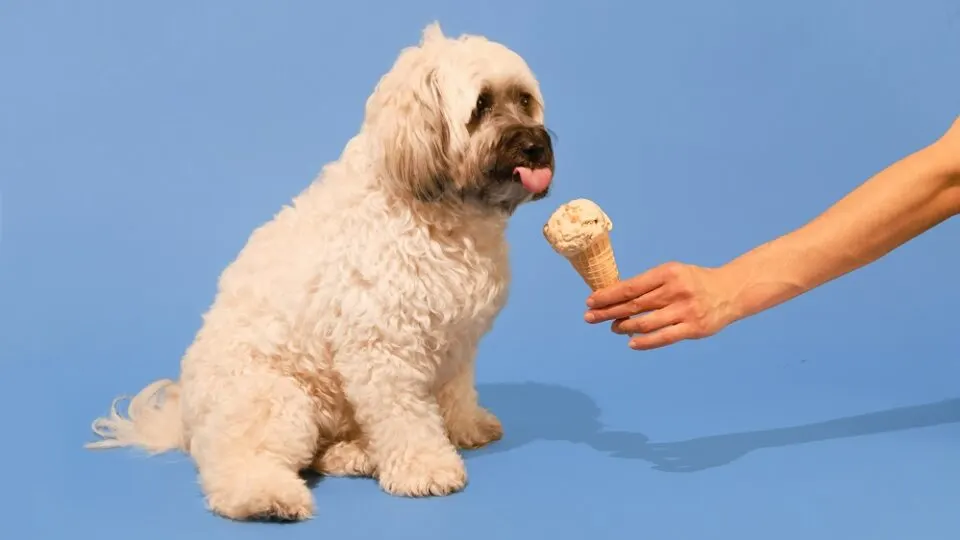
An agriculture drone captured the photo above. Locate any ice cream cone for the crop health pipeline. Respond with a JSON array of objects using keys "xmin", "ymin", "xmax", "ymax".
[
  {"xmin": 565, "ymin": 231, "xmax": 620, "ymax": 291},
  {"xmin": 542, "ymin": 198, "xmax": 621, "ymax": 291}
]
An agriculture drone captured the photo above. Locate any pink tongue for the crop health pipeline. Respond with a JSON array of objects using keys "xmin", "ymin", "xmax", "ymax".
[{"xmin": 514, "ymin": 167, "xmax": 553, "ymax": 193}]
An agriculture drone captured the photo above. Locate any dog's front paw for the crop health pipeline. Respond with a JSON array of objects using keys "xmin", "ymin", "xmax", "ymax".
[
  {"xmin": 448, "ymin": 408, "xmax": 503, "ymax": 450},
  {"xmin": 313, "ymin": 440, "xmax": 376, "ymax": 477},
  {"xmin": 378, "ymin": 447, "xmax": 467, "ymax": 497}
]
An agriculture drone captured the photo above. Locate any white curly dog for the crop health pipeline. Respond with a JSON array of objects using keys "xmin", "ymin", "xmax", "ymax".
[{"xmin": 86, "ymin": 22, "xmax": 555, "ymax": 521}]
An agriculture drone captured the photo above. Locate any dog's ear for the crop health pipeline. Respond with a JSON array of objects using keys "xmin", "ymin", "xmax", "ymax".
[
  {"xmin": 421, "ymin": 21, "xmax": 445, "ymax": 44},
  {"xmin": 367, "ymin": 67, "xmax": 452, "ymax": 202}
]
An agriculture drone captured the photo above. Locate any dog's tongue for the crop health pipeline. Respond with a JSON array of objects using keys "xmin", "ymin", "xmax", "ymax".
[{"xmin": 514, "ymin": 166, "xmax": 553, "ymax": 193}]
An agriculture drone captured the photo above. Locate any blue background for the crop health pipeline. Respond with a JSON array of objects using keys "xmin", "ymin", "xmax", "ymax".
[{"xmin": 3, "ymin": 1, "xmax": 960, "ymax": 538}]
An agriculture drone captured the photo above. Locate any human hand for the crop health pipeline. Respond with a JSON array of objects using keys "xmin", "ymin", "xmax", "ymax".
[{"xmin": 584, "ymin": 262, "xmax": 740, "ymax": 350}]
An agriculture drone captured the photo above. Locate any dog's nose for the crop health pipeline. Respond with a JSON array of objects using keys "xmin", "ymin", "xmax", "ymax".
[{"xmin": 521, "ymin": 141, "xmax": 546, "ymax": 161}]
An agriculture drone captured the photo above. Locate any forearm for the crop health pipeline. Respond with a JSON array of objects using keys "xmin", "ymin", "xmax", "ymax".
[{"xmin": 718, "ymin": 130, "xmax": 960, "ymax": 323}]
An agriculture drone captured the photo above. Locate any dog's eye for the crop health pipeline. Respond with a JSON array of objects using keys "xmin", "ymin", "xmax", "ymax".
[
  {"xmin": 519, "ymin": 93, "xmax": 531, "ymax": 108},
  {"xmin": 475, "ymin": 92, "xmax": 492, "ymax": 116}
]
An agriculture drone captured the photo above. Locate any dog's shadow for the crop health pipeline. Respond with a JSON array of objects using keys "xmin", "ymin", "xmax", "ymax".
[{"xmin": 468, "ymin": 382, "xmax": 960, "ymax": 472}]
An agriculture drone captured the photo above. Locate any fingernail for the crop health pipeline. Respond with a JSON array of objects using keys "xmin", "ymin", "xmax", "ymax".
[
  {"xmin": 586, "ymin": 297, "xmax": 595, "ymax": 308},
  {"xmin": 584, "ymin": 312, "xmax": 595, "ymax": 323}
]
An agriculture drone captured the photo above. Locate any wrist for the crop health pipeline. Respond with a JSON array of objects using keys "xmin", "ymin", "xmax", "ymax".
[
  {"xmin": 711, "ymin": 245, "xmax": 810, "ymax": 325},
  {"xmin": 708, "ymin": 262, "xmax": 757, "ymax": 327}
]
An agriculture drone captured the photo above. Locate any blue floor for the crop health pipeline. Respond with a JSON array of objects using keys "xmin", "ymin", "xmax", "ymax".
[{"xmin": 4, "ymin": 1, "xmax": 960, "ymax": 539}]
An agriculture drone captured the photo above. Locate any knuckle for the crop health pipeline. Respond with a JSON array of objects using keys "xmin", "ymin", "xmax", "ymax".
[
  {"xmin": 674, "ymin": 285, "xmax": 694, "ymax": 300},
  {"xmin": 684, "ymin": 318, "xmax": 704, "ymax": 336},
  {"xmin": 678, "ymin": 298, "xmax": 703, "ymax": 319},
  {"xmin": 660, "ymin": 261, "xmax": 684, "ymax": 279},
  {"xmin": 661, "ymin": 278, "xmax": 693, "ymax": 300},
  {"xmin": 657, "ymin": 281, "xmax": 681, "ymax": 301},
  {"xmin": 663, "ymin": 288, "xmax": 687, "ymax": 305},
  {"xmin": 631, "ymin": 317, "xmax": 650, "ymax": 333},
  {"xmin": 621, "ymin": 282, "xmax": 640, "ymax": 298},
  {"xmin": 622, "ymin": 276, "xmax": 647, "ymax": 297},
  {"xmin": 689, "ymin": 318, "xmax": 711, "ymax": 338}
]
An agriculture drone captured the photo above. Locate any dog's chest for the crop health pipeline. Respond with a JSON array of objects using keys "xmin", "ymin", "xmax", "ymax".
[{"xmin": 419, "ymin": 232, "xmax": 510, "ymax": 331}]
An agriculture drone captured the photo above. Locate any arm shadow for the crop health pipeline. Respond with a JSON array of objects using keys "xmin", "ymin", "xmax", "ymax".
[{"xmin": 470, "ymin": 382, "xmax": 960, "ymax": 473}]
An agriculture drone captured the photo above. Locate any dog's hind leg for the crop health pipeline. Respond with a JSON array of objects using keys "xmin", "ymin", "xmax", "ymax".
[{"xmin": 187, "ymin": 363, "xmax": 321, "ymax": 522}]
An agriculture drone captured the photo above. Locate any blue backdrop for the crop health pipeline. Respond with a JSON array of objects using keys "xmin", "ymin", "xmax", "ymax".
[{"xmin": 3, "ymin": 1, "xmax": 959, "ymax": 538}]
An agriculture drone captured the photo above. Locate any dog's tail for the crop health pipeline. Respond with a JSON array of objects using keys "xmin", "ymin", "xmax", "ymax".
[{"xmin": 85, "ymin": 378, "xmax": 185, "ymax": 454}]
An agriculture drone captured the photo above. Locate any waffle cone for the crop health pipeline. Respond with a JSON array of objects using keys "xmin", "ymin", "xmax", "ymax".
[{"xmin": 565, "ymin": 232, "xmax": 620, "ymax": 291}]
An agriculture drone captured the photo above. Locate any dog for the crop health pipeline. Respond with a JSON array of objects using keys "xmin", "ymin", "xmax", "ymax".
[{"xmin": 85, "ymin": 22, "xmax": 555, "ymax": 521}]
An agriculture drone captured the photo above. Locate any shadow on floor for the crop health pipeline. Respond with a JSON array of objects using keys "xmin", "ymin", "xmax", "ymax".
[{"xmin": 468, "ymin": 382, "xmax": 960, "ymax": 473}]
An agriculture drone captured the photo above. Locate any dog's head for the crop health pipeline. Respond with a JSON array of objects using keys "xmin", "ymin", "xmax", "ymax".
[{"xmin": 362, "ymin": 22, "xmax": 554, "ymax": 214}]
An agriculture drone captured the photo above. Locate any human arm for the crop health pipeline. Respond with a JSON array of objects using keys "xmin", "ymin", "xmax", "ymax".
[{"xmin": 584, "ymin": 116, "xmax": 960, "ymax": 350}]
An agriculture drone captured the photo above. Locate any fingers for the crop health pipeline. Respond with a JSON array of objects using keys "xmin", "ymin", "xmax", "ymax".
[
  {"xmin": 586, "ymin": 266, "xmax": 668, "ymax": 310},
  {"xmin": 582, "ymin": 261, "xmax": 722, "ymax": 351},
  {"xmin": 610, "ymin": 305, "xmax": 694, "ymax": 350},
  {"xmin": 627, "ymin": 324, "xmax": 693, "ymax": 350},
  {"xmin": 585, "ymin": 263, "xmax": 691, "ymax": 323},
  {"xmin": 610, "ymin": 304, "xmax": 685, "ymax": 335},
  {"xmin": 585, "ymin": 287, "xmax": 668, "ymax": 323}
]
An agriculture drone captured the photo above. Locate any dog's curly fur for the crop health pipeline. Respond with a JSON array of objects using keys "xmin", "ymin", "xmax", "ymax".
[{"xmin": 86, "ymin": 22, "xmax": 555, "ymax": 521}]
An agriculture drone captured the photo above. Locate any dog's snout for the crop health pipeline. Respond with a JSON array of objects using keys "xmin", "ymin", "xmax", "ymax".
[
  {"xmin": 521, "ymin": 141, "xmax": 546, "ymax": 161},
  {"xmin": 509, "ymin": 127, "xmax": 553, "ymax": 166}
]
